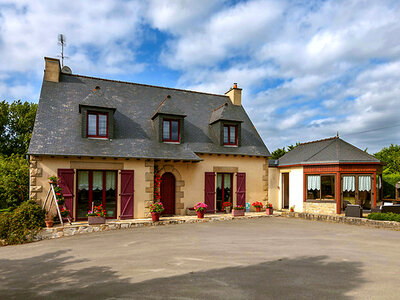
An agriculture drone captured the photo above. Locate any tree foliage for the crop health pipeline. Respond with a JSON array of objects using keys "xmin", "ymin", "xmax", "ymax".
[
  {"xmin": 270, "ymin": 143, "xmax": 300, "ymax": 159},
  {"xmin": 0, "ymin": 100, "xmax": 37, "ymax": 156},
  {"xmin": 0, "ymin": 154, "xmax": 30, "ymax": 209},
  {"xmin": 374, "ymin": 144, "xmax": 400, "ymax": 199}
]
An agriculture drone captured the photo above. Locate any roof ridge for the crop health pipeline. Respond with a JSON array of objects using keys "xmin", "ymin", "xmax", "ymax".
[
  {"xmin": 298, "ymin": 136, "xmax": 338, "ymax": 146},
  {"xmin": 65, "ymin": 73, "xmax": 229, "ymax": 98}
]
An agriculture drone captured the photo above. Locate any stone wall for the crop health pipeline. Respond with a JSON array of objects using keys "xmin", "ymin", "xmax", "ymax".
[
  {"xmin": 29, "ymin": 155, "xmax": 43, "ymax": 203},
  {"xmin": 303, "ymin": 202, "xmax": 337, "ymax": 215}
]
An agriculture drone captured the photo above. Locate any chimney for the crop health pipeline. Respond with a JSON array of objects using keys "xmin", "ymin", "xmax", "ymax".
[
  {"xmin": 225, "ymin": 83, "xmax": 242, "ymax": 106},
  {"xmin": 44, "ymin": 57, "xmax": 61, "ymax": 83}
]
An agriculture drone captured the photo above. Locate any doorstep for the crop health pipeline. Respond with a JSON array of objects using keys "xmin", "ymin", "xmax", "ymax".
[{"xmin": 35, "ymin": 211, "xmax": 282, "ymax": 241}]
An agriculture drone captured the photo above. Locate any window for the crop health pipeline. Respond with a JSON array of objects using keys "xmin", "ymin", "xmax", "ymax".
[
  {"xmin": 163, "ymin": 119, "xmax": 180, "ymax": 142},
  {"xmin": 87, "ymin": 112, "xmax": 108, "ymax": 138},
  {"xmin": 77, "ymin": 170, "xmax": 117, "ymax": 220},
  {"xmin": 306, "ymin": 174, "xmax": 335, "ymax": 201},
  {"xmin": 223, "ymin": 124, "xmax": 237, "ymax": 146}
]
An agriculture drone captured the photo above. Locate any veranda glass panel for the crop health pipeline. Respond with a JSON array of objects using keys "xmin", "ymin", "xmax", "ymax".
[
  {"xmin": 342, "ymin": 176, "xmax": 356, "ymax": 207},
  {"xmin": 92, "ymin": 171, "xmax": 103, "ymax": 208},
  {"xmin": 77, "ymin": 171, "xmax": 89, "ymax": 219},
  {"xmin": 358, "ymin": 176, "xmax": 371, "ymax": 209},
  {"xmin": 163, "ymin": 120, "xmax": 170, "ymax": 140},
  {"xmin": 88, "ymin": 114, "xmax": 97, "ymax": 135},
  {"xmin": 321, "ymin": 175, "xmax": 335, "ymax": 200},
  {"xmin": 223, "ymin": 126, "xmax": 229, "ymax": 144},
  {"xmin": 105, "ymin": 171, "xmax": 116, "ymax": 217},
  {"xmin": 307, "ymin": 175, "xmax": 320, "ymax": 200},
  {"xmin": 98, "ymin": 115, "xmax": 107, "ymax": 136},
  {"xmin": 229, "ymin": 126, "xmax": 236, "ymax": 144},
  {"xmin": 171, "ymin": 120, "xmax": 179, "ymax": 141}
]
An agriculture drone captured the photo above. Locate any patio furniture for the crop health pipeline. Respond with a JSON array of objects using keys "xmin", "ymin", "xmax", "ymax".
[{"xmin": 345, "ymin": 205, "xmax": 362, "ymax": 218}]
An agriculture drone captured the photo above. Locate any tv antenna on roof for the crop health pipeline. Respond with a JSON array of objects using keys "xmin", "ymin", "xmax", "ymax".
[{"xmin": 58, "ymin": 34, "xmax": 68, "ymax": 67}]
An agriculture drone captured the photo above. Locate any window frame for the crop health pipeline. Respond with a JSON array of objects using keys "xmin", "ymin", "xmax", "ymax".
[
  {"xmin": 87, "ymin": 111, "xmax": 109, "ymax": 139},
  {"xmin": 223, "ymin": 124, "xmax": 238, "ymax": 146},
  {"xmin": 305, "ymin": 173, "xmax": 336, "ymax": 202},
  {"xmin": 162, "ymin": 118, "xmax": 180, "ymax": 143}
]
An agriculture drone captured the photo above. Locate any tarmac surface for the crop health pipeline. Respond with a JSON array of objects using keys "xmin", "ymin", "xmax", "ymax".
[{"xmin": 0, "ymin": 217, "xmax": 399, "ymax": 299}]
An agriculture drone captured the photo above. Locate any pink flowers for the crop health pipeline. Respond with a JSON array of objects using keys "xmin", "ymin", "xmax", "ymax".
[
  {"xmin": 194, "ymin": 202, "xmax": 208, "ymax": 212},
  {"xmin": 149, "ymin": 202, "xmax": 164, "ymax": 213}
]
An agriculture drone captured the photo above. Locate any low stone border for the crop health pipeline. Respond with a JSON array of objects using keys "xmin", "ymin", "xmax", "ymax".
[
  {"xmin": 282, "ymin": 211, "xmax": 400, "ymax": 231},
  {"xmin": 35, "ymin": 213, "xmax": 279, "ymax": 241}
]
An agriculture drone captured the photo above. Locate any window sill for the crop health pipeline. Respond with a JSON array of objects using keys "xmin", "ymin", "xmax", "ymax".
[
  {"xmin": 163, "ymin": 141, "xmax": 180, "ymax": 144},
  {"xmin": 223, "ymin": 144, "xmax": 238, "ymax": 147},
  {"xmin": 87, "ymin": 137, "xmax": 109, "ymax": 140}
]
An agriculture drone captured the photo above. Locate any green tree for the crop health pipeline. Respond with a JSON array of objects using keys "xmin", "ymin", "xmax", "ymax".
[
  {"xmin": 270, "ymin": 143, "xmax": 300, "ymax": 159},
  {"xmin": 0, "ymin": 154, "xmax": 30, "ymax": 208},
  {"xmin": 0, "ymin": 100, "xmax": 37, "ymax": 156},
  {"xmin": 374, "ymin": 144, "xmax": 400, "ymax": 198}
]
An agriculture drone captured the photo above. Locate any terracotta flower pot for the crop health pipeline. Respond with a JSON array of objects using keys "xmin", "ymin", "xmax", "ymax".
[
  {"xmin": 224, "ymin": 206, "xmax": 232, "ymax": 214},
  {"xmin": 45, "ymin": 220, "xmax": 54, "ymax": 228},
  {"xmin": 256, "ymin": 207, "xmax": 261, "ymax": 212},
  {"xmin": 232, "ymin": 209, "xmax": 245, "ymax": 217},
  {"xmin": 196, "ymin": 210, "xmax": 205, "ymax": 219},
  {"xmin": 88, "ymin": 216, "xmax": 106, "ymax": 225},
  {"xmin": 151, "ymin": 212, "xmax": 160, "ymax": 222},
  {"xmin": 266, "ymin": 208, "xmax": 273, "ymax": 215},
  {"xmin": 290, "ymin": 209, "xmax": 294, "ymax": 213}
]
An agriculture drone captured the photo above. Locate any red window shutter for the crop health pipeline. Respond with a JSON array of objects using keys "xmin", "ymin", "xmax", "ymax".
[
  {"xmin": 120, "ymin": 170, "xmax": 134, "ymax": 219},
  {"xmin": 236, "ymin": 173, "xmax": 246, "ymax": 207},
  {"xmin": 58, "ymin": 169, "xmax": 75, "ymax": 221},
  {"xmin": 204, "ymin": 172, "xmax": 216, "ymax": 213}
]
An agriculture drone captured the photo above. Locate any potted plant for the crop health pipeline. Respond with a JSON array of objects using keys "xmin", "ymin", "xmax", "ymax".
[
  {"xmin": 252, "ymin": 201, "xmax": 263, "ymax": 212},
  {"xmin": 60, "ymin": 206, "xmax": 70, "ymax": 218},
  {"xmin": 56, "ymin": 196, "xmax": 65, "ymax": 206},
  {"xmin": 149, "ymin": 202, "xmax": 164, "ymax": 222},
  {"xmin": 45, "ymin": 212, "xmax": 54, "ymax": 228},
  {"xmin": 265, "ymin": 203, "xmax": 273, "ymax": 215},
  {"xmin": 194, "ymin": 202, "xmax": 207, "ymax": 218},
  {"xmin": 87, "ymin": 205, "xmax": 106, "ymax": 225},
  {"xmin": 222, "ymin": 202, "xmax": 232, "ymax": 213},
  {"xmin": 48, "ymin": 176, "xmax": 59, "ymax": 185},
  {"xmin": 290, "ymin": 205, "xmax": 295, "ymax": 213},
  {"xmin": 232, "ymin": 205, "xmax": 245, "ymax": 217}
]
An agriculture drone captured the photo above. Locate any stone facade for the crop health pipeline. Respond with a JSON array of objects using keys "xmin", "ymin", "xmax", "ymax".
[
  {"xmin": 303, "ymin": 202, "xmax": 337, "ymax": 215},
  {"xmin": 29, "ymin": 155, "xmax": 43, "ymax": 203}
]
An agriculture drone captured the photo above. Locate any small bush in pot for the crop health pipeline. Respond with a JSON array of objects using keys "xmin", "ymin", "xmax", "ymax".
[
  {"xmin": 194, "ymin": 202, "xmax": 207, "ymax": 218},
  {"xmin": 290, "ymin": 205, "xmax": 295, "ymax": 213},
  {"xmin": 149, "ymin": 202, "xmax": 164, "ymax": 222},
  {"xmin": 87, "ymin": 205, "xmax": 106, "ymax": 225},
  {"xmin": 232, "ymin": 205, "xmax": 245, "ymax": 216},
  {"xmin": 252, "ymin": 201, "xmax": 263, "ymax": 212},
  {"xmin": 265, "ymin": 203, "xmax": 273, "ymax": 215},
  {"xmin": 222, "ymin": 202, "xmax": 232, "ymax": 213}
]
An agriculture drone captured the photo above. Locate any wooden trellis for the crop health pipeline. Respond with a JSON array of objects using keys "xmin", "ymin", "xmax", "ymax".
[{"xmin": 42, "ymin": 183, "xmax": 72, "ymax": 226}]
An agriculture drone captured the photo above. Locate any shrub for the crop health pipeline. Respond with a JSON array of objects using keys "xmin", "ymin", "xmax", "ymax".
[
  {"xmin": 0, "ymin": 200, "xmax": 45, "ymax": 245},
  {"xmin": 367, "ymin": 213, "xmax": 400, "ymax": 222},
  {"xmin": 0, "ymin": 154, "xmax": 29, "ymax": 209}
]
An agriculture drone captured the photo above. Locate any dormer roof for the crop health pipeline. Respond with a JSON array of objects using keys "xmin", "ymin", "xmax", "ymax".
[{"xmin": 209, "ymin": 102, "xmax": 243, "ymax": 125}]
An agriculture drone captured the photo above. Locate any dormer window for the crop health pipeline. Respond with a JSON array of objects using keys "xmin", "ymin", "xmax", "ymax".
[
  {"xmin": 163, "ymin": 119, "xmax": 180, "ymax": 142},
  {"xmin": 87, "ymin": 111, "xmax": 108, "ymax": 138},
  {"xmin": 223, "ymin": 124, "xmax": 237, "ymax": 146}
]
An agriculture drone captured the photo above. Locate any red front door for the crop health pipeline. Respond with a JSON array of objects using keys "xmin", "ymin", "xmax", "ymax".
[{"xmin": 161, "ymin": 172, "xmax": 175, "ymax": 215}]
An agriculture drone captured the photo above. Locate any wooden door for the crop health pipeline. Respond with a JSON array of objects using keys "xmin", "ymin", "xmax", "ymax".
[
  {"xmin": 282, "ymin": 173, "xmax": 289, "ymax": 209},
  {"xmin": 120, "ymin": 170, "xmax": 134, "ymax": 219},
  {"xmin": 161, "ymin": 172, "xmax": 175, "ymax": 215},
  {"xmin": 58, "ymin": 169, "xmax": 74, "ymax": 220},
  {"xmin": 205, "ymin": 172, "xmax": 216, "ymax": 213},
  {"xmin": 236, "ymin": 173, "xmax": 246, "ymax": 207}
]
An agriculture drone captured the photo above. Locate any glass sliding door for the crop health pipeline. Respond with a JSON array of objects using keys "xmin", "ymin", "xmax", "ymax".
[
  {"xmin": 358, "ymin": 175, "xmax": 371, "ymax": 209},
  {"xmin": 77, "ymin": 170, "xmax": 117, "ymax": 220},
  {"xmin": 341, "ymin": 174, "xmax": 372, "ymax": 211},
  {"xmin": 342, "ymin": 176, "xmax": 356, "ymax": 209}
]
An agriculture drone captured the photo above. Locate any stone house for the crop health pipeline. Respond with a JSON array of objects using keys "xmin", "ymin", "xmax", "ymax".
[
  {"xmin": 28, "ymin": 57, "xmax": 270, "ymax": 220},
  {"xmin": 268, "ymin": 137, "xmax": 384, "ymax": 215}
]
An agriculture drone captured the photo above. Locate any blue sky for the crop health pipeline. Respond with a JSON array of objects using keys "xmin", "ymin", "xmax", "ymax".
[{"xmin": 0, "ymin": 0, "xmax": 399, "ymax": 153}]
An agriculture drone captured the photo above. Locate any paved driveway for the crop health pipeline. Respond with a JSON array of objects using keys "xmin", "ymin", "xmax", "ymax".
[{"xmin": 0, "ymin": 217, "xmax": 399, "ymax": 299}]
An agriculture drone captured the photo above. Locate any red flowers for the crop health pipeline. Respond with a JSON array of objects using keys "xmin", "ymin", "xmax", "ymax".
[
  {"xmin": 251, "ymin": 201, "xmax": 263, "ymax": 208},
  {"xmin": 154, "ymin": 166, "xmax": 162, "ymax": 202},
  {"xmin": 87, "ymin": 205, "xmax": 106, "ymax": 217}
]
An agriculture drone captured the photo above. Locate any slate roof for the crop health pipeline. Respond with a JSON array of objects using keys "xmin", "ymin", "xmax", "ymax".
[
  {"xmin": 278, "ymin": 137, "xmax": 382, "ymax": 166},
  {"xmin": 209, "ymin": 102, "xmax": 243, "ymax": 124},
  {"xmin": 28, "ymin": 74, "xmax": 270, "ymax": 160},
  {"xmin": 79, "ymin": 88, "xmax": 116, "ymax": 112},
  {"xmin": 151, "ymin": 95, "xmax": 186, "ymax": 119}
]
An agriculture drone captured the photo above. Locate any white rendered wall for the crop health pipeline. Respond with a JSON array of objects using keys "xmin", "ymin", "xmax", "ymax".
[{"xmin": 278, "ymin": 166, "xmax": 304, "ymax": 212}]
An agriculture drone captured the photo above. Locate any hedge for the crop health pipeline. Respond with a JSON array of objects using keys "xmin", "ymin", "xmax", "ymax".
[
  {"xmin": 367, "ymin": 212, "xmax": 400, "ymax": 222},
  {"xmin": 0, "ymin": 200, "xmax": 45, "ymax": 245}
]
